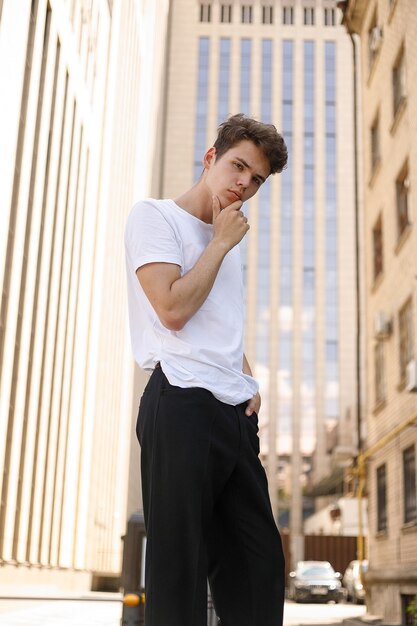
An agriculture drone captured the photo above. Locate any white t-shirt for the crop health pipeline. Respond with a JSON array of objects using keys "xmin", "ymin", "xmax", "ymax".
[{"xmin": 124, "ymin": 198, "xmax": 258, "ymax": 405}]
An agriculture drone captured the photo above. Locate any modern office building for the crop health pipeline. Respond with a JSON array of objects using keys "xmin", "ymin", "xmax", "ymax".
[
  {"xmin": 341, "ymin": 0, "xmax": 417, "ymax": 622},
  {"xmin": 160, "ymin": 0, "xmax": 358, "ymax": 565},
  {"xmin": 0, "ymin": 0, "xmax": 169, "ymax": 590}
]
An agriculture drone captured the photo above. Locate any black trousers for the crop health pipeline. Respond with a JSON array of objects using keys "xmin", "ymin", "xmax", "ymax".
[{"xmin": 137, "ymin": 366, "xmax": 285, "ymax": 626}]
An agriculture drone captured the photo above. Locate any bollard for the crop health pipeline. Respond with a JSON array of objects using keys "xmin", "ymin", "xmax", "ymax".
[{"xmin": 121, "ymin": 592, "xmax": 145, "ymax": 626}]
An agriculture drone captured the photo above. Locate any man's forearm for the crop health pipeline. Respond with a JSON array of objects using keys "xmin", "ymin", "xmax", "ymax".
[
  {"xmin": 137, "ymin": 198, "xmax": 249, "ymax": 331},
  {"xmin": 159, "ymin": 238, "xmax": 229, "ymax": 330}
]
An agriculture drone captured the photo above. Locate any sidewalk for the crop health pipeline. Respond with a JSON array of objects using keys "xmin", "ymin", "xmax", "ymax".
[
  {"xmin": 0, "ymin": 588, "xmax": 378, "ymax": 626},
  {"xmin": 0, "ymin": 590, "xmax": 123, "ymax": 626},
  {"xmin": 283, "ymin": 601, "xmax": 369, "ymax": 626}
]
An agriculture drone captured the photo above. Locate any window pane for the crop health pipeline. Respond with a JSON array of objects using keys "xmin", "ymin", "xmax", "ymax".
[
  {"xmin": 374, "ymin": 341, "xmax": 385, "ymax": 404},
  {"xmin": 398, "ymin": 298, "xmax": 413, "ymax": 382},
  {"xmin": 403, "ymin": 446, "xmax": 417, "ymax": 524},
  {"xmin": 396, "ymin": 164, "xmax": 410, "ymax": 237},
  {"xmin": 373, "ymin": 216, "xmax": 383, "ymax": 279},
  {"xmin": 377, "ymin": 464, "xmax": 387, "ymax": 532}
]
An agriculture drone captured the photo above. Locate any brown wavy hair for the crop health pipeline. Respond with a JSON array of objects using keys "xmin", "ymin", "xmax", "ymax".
[{"xmin": 213, "ymin": 113, "xmax": 288, "ymax": 175}]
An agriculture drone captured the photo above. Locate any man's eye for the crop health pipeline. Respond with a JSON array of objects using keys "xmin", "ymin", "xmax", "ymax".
[{"xmin": 234, "ymin": 162, "xmax": 243, "ymax": 170}]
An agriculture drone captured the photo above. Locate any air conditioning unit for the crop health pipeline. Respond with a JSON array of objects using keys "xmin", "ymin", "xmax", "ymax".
[
  {"xmin": 374, "ymin": 311, "xmax": 392, "ymax": 340},
  {"xmin": 406, "ymin": 361, "xmax": 417, "ymax": 393},
  {"xmin": 370, "ymin": 26, "xmax": 383, "ymax": 52}
]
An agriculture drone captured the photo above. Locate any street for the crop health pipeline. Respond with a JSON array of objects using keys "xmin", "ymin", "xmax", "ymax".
[{"xmin": 0, "ymin": 596, "xmax": 366, "ymax": 626}]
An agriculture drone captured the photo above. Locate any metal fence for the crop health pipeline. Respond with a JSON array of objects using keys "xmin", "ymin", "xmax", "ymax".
[{"xmin": 281, "ymin": 531, "xmax": 361, "ymax": 578}]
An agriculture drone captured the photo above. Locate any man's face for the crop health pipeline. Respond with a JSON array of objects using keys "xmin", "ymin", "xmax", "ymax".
[{"xmin": 203, "ymin": 140, "xmax": 270, "ymax": 209}]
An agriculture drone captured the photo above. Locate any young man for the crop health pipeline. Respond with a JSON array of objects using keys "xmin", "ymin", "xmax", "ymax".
[{"xmin": 125, "ymin": 114, "xmax": 288, "ymax": 626}]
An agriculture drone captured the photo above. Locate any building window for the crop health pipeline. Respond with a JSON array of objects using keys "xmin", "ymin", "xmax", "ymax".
[
  {"xmin": 220, "ymin": 4, "xmax": 232, "ymax": 23},
  {"xmin": 370, "ymin": 115, "xmax": 380, "ymax": 172},
  {"xmin": 304, "ymin": 7, "xmax": 315, "ymax": 25},
  {"xmin": 324, "ymin": 41, "xmax": 339, "ymax": 419},
  {"xmin": 241, "ymin": 5, "xmax": 253, "ymax": 23},
  {"xmin": 392, "ymin": 46, "xmax": 406, "ymax": 117},
  {"xmin": 283, "ymin": 6, "xmax": 294, "ymax": 25},
  {"xmin": 238, "ymin": 37, "xmax": 252, "ymax": 282},
  {"xmin": 256, "ymin": 39, "xmax": 273, "ymax": 369},
  {"xmin": 240, "ymin": 38, "xmax": 252, "ymax": 114},
  {"xmin": 194, "ymin": 37, "xmax": 210, "ymax": 181},
  {"xmin": 396, "ymin": 162, "xmax": 410, "ymax": 238},
  {"xmin": 403, "ymin": 446, "xmax": 417, "ymax": 524},
  {"xmin": 200, "ymin": 3, "xmax": 211, "ymax": 22},
  {"xmin": 372, "ymin": 215, "xmax": 383, "ymax": 280},
  {"xmin": 302, "ymin": 40, "xmax": 317, "ymax": 423},
  {"xmin": 377, "ymin": 464, "xmax": 387, "ymax": 532},
  {"xmin": 398, "ymin": 297, "xmax": 413, "ymax": 384},
  {"xmin": 261, "ymin": 39, "xmax": 273, "ymax": 121},
  {"xmin": 262, "ymin": 5, "xmax": 273, "ymax": 24},
  {"xmin": 217, "ymin": 38, "xmax": 231, "ymax": 124},
  {"xmin": 374, "ymin": 341, "xmax": 386, "ymax": 405},
  {"xmin": 324, "ymin": 7, "xmax": 336, "ymax": 26},
  {"xmin": 402, "ymin": 595, "xmax": 417, "ymax": 626}
]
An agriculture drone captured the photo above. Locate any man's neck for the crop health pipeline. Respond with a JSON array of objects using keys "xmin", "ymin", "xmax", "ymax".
[{"xmin": 174, "ymin": 180, "xmax": 213, "ymax": 224}]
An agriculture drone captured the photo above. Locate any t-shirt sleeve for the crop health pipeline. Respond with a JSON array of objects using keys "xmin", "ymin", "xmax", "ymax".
[{"xmin": 125, "ymin": 200, "xmax": 182, "ymax": 272}]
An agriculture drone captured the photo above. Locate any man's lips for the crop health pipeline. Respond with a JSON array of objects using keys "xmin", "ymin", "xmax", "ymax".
[{"xmin": 229, "ymin": 190, "xmax": 242, "ymax": 201}]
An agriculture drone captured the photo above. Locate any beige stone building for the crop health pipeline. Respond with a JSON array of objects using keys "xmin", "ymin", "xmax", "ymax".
[
  {"xmin": 0, "ymin": 0, "xmax": 169, "ymax": 590},
  {"xmin": 341, "ymin": 0, "xmax": 417, "ymax": 622},
  {"xmin": 160, "ymin": 0, "xmax": 358, "ymax": 565}
]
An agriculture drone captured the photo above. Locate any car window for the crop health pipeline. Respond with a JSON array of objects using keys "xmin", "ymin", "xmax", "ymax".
[{"xmin": 298, "ymin": 565, "xmax": 335, "ymax": 578}]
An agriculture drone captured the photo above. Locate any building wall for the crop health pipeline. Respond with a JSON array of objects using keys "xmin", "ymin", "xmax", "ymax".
[
  {"xmin": 160, "ymin": 0, "xmax": 357, "ymax": 561},
  {"xmin": 0, "ymin": 0, "xmax": 169, "ymax": 590},
  {"xmin": 346, "ymin": 0, "xmax": 417, "ymax": 622},
  {"xmin": 304, "ymin": 497, "xmax": 368, "ymax": 537}
]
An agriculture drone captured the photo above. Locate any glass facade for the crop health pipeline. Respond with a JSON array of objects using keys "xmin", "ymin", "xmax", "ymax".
[
  {"xmin": 194, "ymin": 37, "xmax": 210, "ymax": 181},
  {"xmin": 190, "ymin": 31, "xmax": 342, "ymax": 459},
  {"xmin": 324, "ymin": 41, "xmax": 339, "ymax": 420},
  {"xmin": 239, "ymin": 38, "xmax": 252, "ymax": 286},
  {"xmin": 217, "ymin": 38, "xmax": 231, "ymax": 125},
  {"xmin": 256, "ymin": 40, "xmax": 273, "ymax": 372},
  {"xmin": 240, "ymin": 38, "xmax": 252, "ymax": 115},
  {"xmin": 302, "ymin": 40, "xmax": 316, "ymax": 448},
  {"xmin": 279, "ymin": 40, "xmax": 294, "ymax": 451},
  {"xmin": 261, "ymin": 39, "xmax": 273, "ymax": 122}
]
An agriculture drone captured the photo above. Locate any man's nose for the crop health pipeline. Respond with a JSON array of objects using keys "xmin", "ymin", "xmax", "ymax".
[{"xmin": 237, "ymin": 172, "xmax": 251, "ymax": 189}]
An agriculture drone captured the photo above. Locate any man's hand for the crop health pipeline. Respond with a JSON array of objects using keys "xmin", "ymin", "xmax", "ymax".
[
  {"xmin": 245, "ymin": 391, "xmax": 261, "ymax": 416},
  {"xmin": 212, "ymin": 195, "xmax": 249, "ymax": 251}
]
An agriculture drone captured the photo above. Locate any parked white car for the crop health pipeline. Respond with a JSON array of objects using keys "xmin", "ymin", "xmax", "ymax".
[{"xmin": 342, "ymin": 559, "xmax": 368, "ymax": 604}]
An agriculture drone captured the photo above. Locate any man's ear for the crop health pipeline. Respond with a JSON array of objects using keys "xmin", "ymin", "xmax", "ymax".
[{"xmin": 203, "ymin": 147, "xmax": 217, "ymax": 169}]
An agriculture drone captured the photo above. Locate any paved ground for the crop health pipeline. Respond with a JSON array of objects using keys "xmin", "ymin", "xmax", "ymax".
[
  {"xmin": 0, "ymin": 595, "xmax": 367, "ymax": 626},
  {"xmin": 284, "ymin": 600, "xmax": 367, "ymax": 626},
  {"xmin": 0, "ymin": 594, "xmax": 123, "ymax": 626}
]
